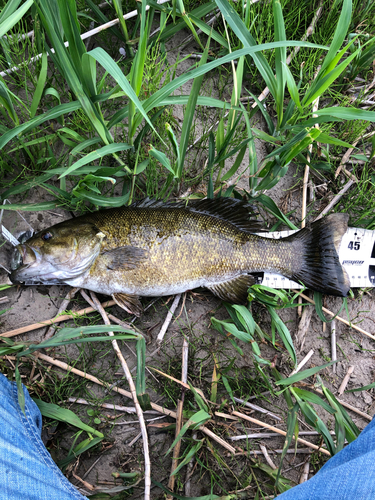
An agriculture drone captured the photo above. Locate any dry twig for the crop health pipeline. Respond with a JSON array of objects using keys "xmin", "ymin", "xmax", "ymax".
[
  {"xmin": 89, "ymin": 292, "xmax": 151, "ymax": 500},
  {"xmin": 299, "ymin": 460, "xmax": 310, "ymax": 483},
  {"xmin": 295, "ymin": 304, "xmax": 314, "ymax": 352},
  {"xmin": 260, "ymin": 445, "xmax": 277, "ymax": 470},
  {"xmin": 290, "ymin": 349, "xmax": 314, "ymax": 377},
  {"xmin": 338, "ymin": 366, "xmax": 355, "ymax": 396},
  {"xmin": 157, "ymin": 294, "xmax": 182, "ymax": 345},
  {"xmin": 314, "ymin": 180, "xmax": 355, "ymax": 221},
  {"xmin": 44, "ymin": 287, "xmax": 80, "ymax": 340},
  {"xmin": 331, "ymin": 320, "xmax": 337, "ymax": 374},
  {"xmin": 233, "ymin": 396, "xmax": 281, "ymax": 421}
]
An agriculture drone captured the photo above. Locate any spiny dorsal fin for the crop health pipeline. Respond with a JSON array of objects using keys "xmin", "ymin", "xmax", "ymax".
[
  {"xmin": 112, "ymin": 293, "xmax": 143, "ymax": 316},
  {"xmin": 206, "ymin": 274, "xmax": 255, "ymax": 304},
  {"xmin": 101, "ymin": 246, "xmax": 148, "ymax": 270},
  {"xmin": 129, "ymin": 197, "xmax": 263, "ymax": 233}
]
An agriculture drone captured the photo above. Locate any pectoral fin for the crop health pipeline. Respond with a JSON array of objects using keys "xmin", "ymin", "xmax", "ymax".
[
  {"xmin": 206, "ymin": 274, "xmax": 255, "ymax": 304},
  {"xmin": 112, "ymin": 293, "xmax": 143, "ymax": 316},
  {"xmin": 102, "ymin": 246, "xmax": 148, "ymax": 271}
]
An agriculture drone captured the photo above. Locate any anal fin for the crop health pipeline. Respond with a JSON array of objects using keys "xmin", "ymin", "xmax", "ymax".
[
  {"xmin": 112, "ymin": 293, "xmax": 143, "ymax": 316},
  {"xmin": 206, "ymin": 274, "xmax": 255, "ymax": 304}
]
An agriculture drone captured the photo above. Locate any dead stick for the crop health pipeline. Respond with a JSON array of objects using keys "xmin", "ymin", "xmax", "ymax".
[
  {"xmin": 89, "ymin": 292, "xmax": 151, "ymax": 500},
  {"xmin": 299, "ymin": 293, "xmax": 375, "ymax": 340},
  {"xmin": 232, "ymin": 411, "xmax": 331, "ymax": 456},
  {"xmin": 299, "ymin": 460, "xmax": 310, "ymax": 483},
  {"xmin": 0, "ymin": 300, "xmax": 116, "ymax": 338},
  {"xmin": 338, "ymin": 366, "xmax": 355, "ymax": 396},
  {"xmin": 290, "ymin": 349, "xmax": 314, "ymax": 377},
  {"xmin": 335, "ymin": 138, "xmax": 360, "ymax": 178},
  {"xmin": 331, "ymin": 320, "xmax": 337, "ymax": 374},
  {"xmin": 230, "ymin": 430, "xmax": 336, "ymax": 441},
  {"xmin": 157, "ymin": 294, "xmax": 181, "ymax": 345},
  {"xmin": 233, "ymin": 396, "xmax": 281, "ymax": 421},
  {"xmin": 314, "ymin": 180, "xmax": 354, "ymax": 221},
  {"xmin": 260, "ymin": 444, "xmax": 277, "ymax": 470},
  {"xmin": 44, "ymin": 287, "xmax": 80, "ymax": 340},
  {"xmin": 235, "ymin": 448, "xmax": 317, "ymax": 456}
]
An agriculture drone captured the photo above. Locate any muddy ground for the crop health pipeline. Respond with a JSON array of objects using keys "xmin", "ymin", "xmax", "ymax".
[{"xmin": 1, "ymin": 25, "xmax": 375, "ymax": 500}]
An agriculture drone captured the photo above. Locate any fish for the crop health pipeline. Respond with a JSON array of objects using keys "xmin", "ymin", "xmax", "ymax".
[{"xmin": 9, "ymin": 198, "xmax": 350, "ymax": 316}]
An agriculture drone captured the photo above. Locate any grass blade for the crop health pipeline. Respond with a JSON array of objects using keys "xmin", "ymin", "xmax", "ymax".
[
  {"xmin": 34, "ymin": 399, "xmax": 104, "ymax": 438},
  {"xmin": 276, "ymin": 361, "xmax": 336, "ymax": 386},
  {"xmin": 0, "ymin": 0, "xmax": 33, "ymax": 37}
]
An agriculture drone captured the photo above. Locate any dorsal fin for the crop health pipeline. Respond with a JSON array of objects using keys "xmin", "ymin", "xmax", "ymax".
[
  {"xmin": 187, "ymin": 198, "xmax": 262, "ymax": 233},
  {"xmin": 129, "ymin": 197, "xmax": 263, "ymax": 233}
]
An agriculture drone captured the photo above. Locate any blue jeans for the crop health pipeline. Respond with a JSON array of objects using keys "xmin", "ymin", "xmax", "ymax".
[
  {"xmin": 0, "ymin": 372, "xmax": 87, "ymax": 500},
  {"xmin": 0, "ymin": 371, "xmax": 373, "ymax": 499},
  {"xmin": 277, "ymin": 417, "xmax": 375, "ymax": 499}
]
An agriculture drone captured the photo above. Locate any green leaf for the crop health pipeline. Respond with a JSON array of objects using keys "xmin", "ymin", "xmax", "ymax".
[
  {"xmin": 0, "ymin": 80, "xmax": 18, "ymax": 124},
  {"xmin": 250, "ymin": 194, "xmax": 298, "ymax": 230},
  {"xmin": 346, "ymin": 381, "xmax": 375, "ymax": 392},
  {"xmin": 232, "ymin": 305, "xmax": 256, "ymax": 335},
  {"xmin": 317, "ymin": 133, "xmax": 354, "ymax": 148},
  {"xmin": 276, "ymin": 403, "xmax": 298, "ymax": 486},
  {"xmin": 34, "ymin": 399, "xmax": 104, "ymax": 438},
  {"xmin": 177, "ymin": 36, "xmax": 210, "ymax": 179},
  {"xmin": 30, "ymin": 53, "xmax": 48, "ymax": 118},
  {"xmin": 165, "ymin": 409, "xmax": 210, "ymax": 455},
  {"xmin": 319, "ymin": 0, "xmax": 352, "ymax": 75},
  {"xmin": 73, "ymin": 191, "xmax": 130, "ymax": 207},
  {"xmin": 59, "ymin": 143, "xmax": 132, "ymax": 178},
  {"xmin": 15, "ymin": 364, "xmax": 25, "ymax": 415},
  {"xmin": 149, "ymin": 147, "xmax": 175, "ymax": 176},
  {"xmin": 0, "ymin": 0, "xmax": 33, "ymax": 37},
  {"xmin": 294, "ymin": 393, "xmax": 336, "ymax": 454},
  {"xmin": 267, "ymin": 306, "xmax": 296, "ymax": 364},
  {"xmin": 87, "ymin": 47, "xmax": 158, "ymax": 138},
  {"xmin": 273, "ymin": 0, "xmax": 287, "ymax": 126},
  {"xmin": 211, "ymin": 317, "xmax": 252, "ymax": 343},
  {"xmin": 58, "ymin": 436, "xmax": 103, "ymax": 470},
  {"xmin": 315, "ymin": 107, "xmax": 375, "ymax": 122},
  {"xmin": 0, "ymin": 101, "xmax": 81, "ymax": 150},
  {"xmin": 171, "ymin": 440, "xmax": 203, "ymax": 476},
  {"xmin": 275, "ymin": 361, "xmax": 336, "ymax": 386},
  {"xmin": 0, "ymin": 201, "xmax": 63, "ymax": 211}
]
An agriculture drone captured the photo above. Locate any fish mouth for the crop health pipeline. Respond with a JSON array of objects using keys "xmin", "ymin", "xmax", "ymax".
[{"xmin": 9, "ymin": 244, "xmax": 63, "ymax": 285}]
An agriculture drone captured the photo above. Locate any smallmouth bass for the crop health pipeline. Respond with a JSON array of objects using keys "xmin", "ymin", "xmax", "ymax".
[{"xmin": 10, "ymin": 198, "xmax": 350, "ymax": 315}]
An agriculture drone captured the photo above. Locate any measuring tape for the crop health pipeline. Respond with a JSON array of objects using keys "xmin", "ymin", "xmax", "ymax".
[{"xmin": 256, "ymin": 227, "xmax": 375, "ymax": 289}]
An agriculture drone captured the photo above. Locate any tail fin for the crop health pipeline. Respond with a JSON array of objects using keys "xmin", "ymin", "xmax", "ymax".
[{"xmin": 290, "ymin": 214, "xmax": 350, "ymax": 297}]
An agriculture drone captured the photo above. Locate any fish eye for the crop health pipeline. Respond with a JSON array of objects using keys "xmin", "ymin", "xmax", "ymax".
[{"xmin": 41, "ymin": 231, "xmax": 53, "ymax": 241}]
